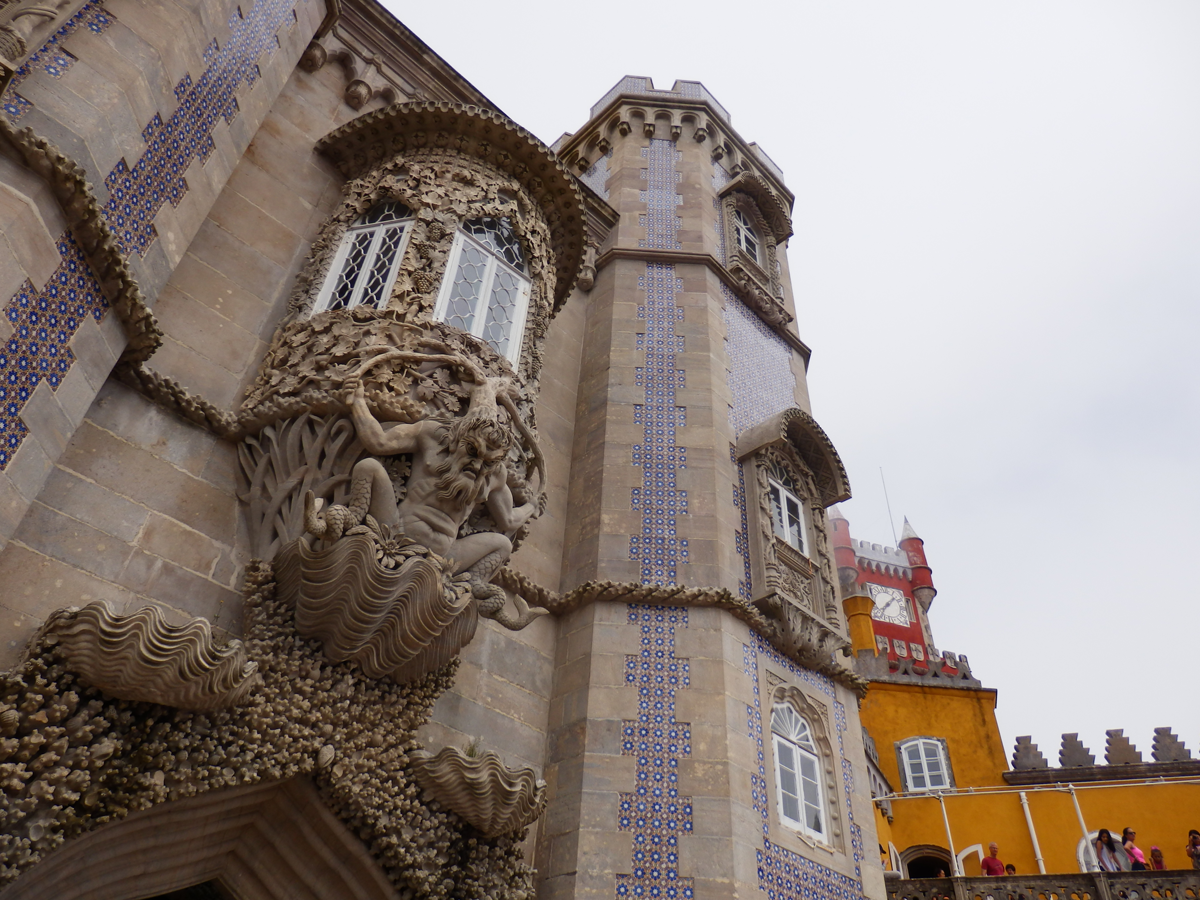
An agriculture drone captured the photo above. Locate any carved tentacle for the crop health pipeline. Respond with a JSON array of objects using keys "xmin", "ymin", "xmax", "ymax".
[{"xmin": 470, "ymin": 548, "xmax": 548, "ymax": 630}]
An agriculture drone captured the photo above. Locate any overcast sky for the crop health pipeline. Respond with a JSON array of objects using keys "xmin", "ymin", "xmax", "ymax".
[{"xmin": 390, "ymin": 1, "xmax": 1200, "ymax": 765}]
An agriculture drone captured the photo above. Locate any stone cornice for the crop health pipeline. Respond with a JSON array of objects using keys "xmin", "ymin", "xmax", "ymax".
[
  {"xmin": 329, "ymin": 0, "xmax": 493, "ymax": 108},
  {"xmin": 594, "ymin": 246, "xmax": 811, "ymax": 364},
  {"xmin": 316, "ymin": 102, "xmax": 587, "ymax": 308},
  {"xmin": 559, "ymin": 92, "xmax": 794, "ymax": 212}
]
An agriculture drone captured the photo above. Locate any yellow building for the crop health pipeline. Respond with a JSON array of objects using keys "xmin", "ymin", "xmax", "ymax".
[{"xmin": 833, "ymin": 509, "xmax": 1200, "ymax": 882}]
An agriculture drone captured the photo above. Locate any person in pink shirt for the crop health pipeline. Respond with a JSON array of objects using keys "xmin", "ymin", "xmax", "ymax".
[
  {"xmin": 1124, "ymin": 829, "xmax": 1147, "ymax": 871},
  {"xmin": 981, "ymin": 843, "xmax": 1006, "ymax": 876}
]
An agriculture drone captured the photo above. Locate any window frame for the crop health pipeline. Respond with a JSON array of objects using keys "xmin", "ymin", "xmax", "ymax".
[
  {"xmin": 433, "ymin": 223, "xmax": 532, "ymax": 365},
  {"xmin": 770, "ymin": 702, "xmax": 828, "ymax": 842},
  {"xmin": 897, "ymin": 737, "xmax": 952, "ymax": 793},
  {"xmin": 768, "ymin": 477, "xmax": 809, "ymax": 557},
  {"xmin": 313, "ymin": 202, "xmax": 415, "ymax": 315},
  {"xmin": 732, "ymin": 207, "xmax": 762, "ymax": 265}
]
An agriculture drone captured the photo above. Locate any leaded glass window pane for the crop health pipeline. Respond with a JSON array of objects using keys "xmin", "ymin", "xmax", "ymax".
[
  {"xmin": 317, "ymin": 201, "xmax": 414, "ymax": 314},
  {"xmin": 434, "ymin": 218, "xmax": 531, "ymax": 364}
]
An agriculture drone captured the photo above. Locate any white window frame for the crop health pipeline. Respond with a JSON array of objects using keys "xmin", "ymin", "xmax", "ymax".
[
  {"xmin": 314, "ymin": 203, "xmax": 415, "ymax": 314},
  {"xmin": 433, "ymin": 226, "xmax": 532, "ymax": 365},
  {"xmin": 771, "ymin": 703, "xmax": 827, "ymax": 842},
  {"xmin": 899, "ymin": 738, "xmax": 951, "ymax": 793},
  {"xmin": 733, "ymin": 207, "xmax": 761, "ymax": 264},
  {"xmin": 768, "ymin": 478, "xmax": 809, "ymax": 556}
]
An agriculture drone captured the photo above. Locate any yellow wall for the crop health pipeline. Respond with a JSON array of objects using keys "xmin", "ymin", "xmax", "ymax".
[
  {"xmin": 861, "ymin": 682, "xmax": 1007, "ymax": 791},
  {"xmin": 863, "ymin": 681, "xmax": 1200, "ymax": 875}
]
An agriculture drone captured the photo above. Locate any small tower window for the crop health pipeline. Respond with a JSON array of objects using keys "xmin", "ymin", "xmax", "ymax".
[
  {"xmin": 733, "ymin": 208, "xmax": 761, "ymax": 264},
  {"xmin": 315, "ymin": 201, "xmax": 414, "ymax": 313},
  {"xmin": 771, "ymin": 703, "xmax": 826, "ymax": 840},
  {"xmin": 434, "ymin": 217, "xmax": 532, "ymax": 364},
  {"xmin": 769, "ymin": 477, "xmax": 808, "ymax": 556},
  {"xmin": 898, "ymin": 738, "xmax": 951, "ymax": 792}
]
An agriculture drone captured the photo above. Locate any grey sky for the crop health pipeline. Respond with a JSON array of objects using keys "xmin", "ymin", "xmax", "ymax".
[{"xmin": 390, "ymin": 1, "xmax": 1200, "ymax": 763}]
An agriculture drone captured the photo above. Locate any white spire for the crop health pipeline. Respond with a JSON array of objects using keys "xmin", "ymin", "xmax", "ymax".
[{"xmin": 899, "ymin": 517, "xmax": 920, "ymax": 541}]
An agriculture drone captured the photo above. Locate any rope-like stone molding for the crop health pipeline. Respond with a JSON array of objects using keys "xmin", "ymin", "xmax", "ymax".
[
  {"xmin": 410, "ymin": 746, "xmax": 546, "ymax": 838},
  {"xmin": 493, "ymin": 570, "xmax": 867, "ymax": 695},
  {"xmin": 0, "ymin": 120, "xmax": 162, "ymax": 364},
  {"xmin": 37, "ymin": 602, "xmax": 260, "ymax": 711}
]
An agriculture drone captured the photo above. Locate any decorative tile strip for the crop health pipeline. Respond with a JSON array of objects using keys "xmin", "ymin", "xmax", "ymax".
[
  {"xmin": 617, "ymin": 605, "xmax": 694, "ymax": 900},
  {"xmin": 0, "ymin": 232, "xmax": 108, "ymax": 468},
  {"xmin": 743, "ymin": 636, "xmax": 868, "ymax": 900},
  {"xmin": 100, "ymin": 0, "xmax": 298, "ymax": 256}
]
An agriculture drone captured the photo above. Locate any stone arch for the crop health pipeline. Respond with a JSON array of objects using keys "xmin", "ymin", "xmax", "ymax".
[
  {"xmin": 900, "ymin": 843, "xmax": 952, "ymax": 879},
  {"xmin": 3, "ymin": 778, "xmax": 398, "ymax": 900}
]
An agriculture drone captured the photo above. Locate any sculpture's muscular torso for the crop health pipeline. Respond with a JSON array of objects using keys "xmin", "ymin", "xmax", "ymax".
[{"xmin": 346, "ymin": 375, "xmax": 536, "ymax": 576}]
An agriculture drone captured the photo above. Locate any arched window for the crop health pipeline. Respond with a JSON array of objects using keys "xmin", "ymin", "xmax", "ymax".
[
  {"xmin": 732, "ymin": 208, "xmax": 761, "ymax": 264},
  {"xmin": 771, "ymin": 703, "xmax": 826, "ymax": 840},
  {"xmin": 434, "ymin": 217, "xmax": 531, "ymax": 364},
  {"xmin": 768, "ymin": 469, "xmax": 808, "ymax": 556},
  {"xmin": 898, "ymin": 738, "xmax": 951, "ymax": 792},
  {"xmin": 315, "ymin": 201, "xmax": 414, "ymax": 313}
]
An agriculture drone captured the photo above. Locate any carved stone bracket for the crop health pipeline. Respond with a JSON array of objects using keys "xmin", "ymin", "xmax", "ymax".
[
  {"xmin": 37, "ymin": 602, "xmax": 259, "ymax": 710},
  {"xmin": 410, "ymin": 746, "xmax": 546, "ymax": 838}
]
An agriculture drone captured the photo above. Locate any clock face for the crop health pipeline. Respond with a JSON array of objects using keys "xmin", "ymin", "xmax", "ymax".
[{"xmin": 867, "ymin": 583, "xmax": 911, "ymax": 626}]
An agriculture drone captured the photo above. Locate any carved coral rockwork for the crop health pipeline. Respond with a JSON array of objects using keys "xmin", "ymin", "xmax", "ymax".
[
  {"xmin": 410, "ymin": 746, "xmax": 546, "ymax": 838},
  {"xmin": 0, "ymin": 561, "xmax": 536, "ymax": 899},
  {"xmin": 37, "ymin": 602, "xmax": 259, "ymax": 711}
]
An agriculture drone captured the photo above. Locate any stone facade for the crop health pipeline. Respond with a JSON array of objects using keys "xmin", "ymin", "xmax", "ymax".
[{"xmin": 0, "ymin": 3, "xmax": 884, "ymax": 899}]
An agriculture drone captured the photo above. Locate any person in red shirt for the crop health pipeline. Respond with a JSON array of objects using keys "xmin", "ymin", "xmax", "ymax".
[{"xmin": 981, "ymin": 843, "xmax": 1006, "ymax": 876}]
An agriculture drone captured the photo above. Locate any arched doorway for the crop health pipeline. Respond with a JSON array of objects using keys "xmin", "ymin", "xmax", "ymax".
[
  {"xmin": 901, "ymin": 844, "xmax": 953, "ymax": 878},
  {"xmin": 2, "ymin": 778, "xmax": 398, "ymax": 900}
]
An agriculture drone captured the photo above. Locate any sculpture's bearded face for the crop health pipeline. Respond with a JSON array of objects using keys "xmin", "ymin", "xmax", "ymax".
[{"xmin": 435, "ymin": 415, "xmax": 509, "ymax": 508}]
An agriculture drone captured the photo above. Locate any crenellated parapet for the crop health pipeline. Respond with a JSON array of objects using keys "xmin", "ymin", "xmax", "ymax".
[
  {"xmin": 853, "ymin": 645, "xmax": 980, "ymax": 688},
  {"xmin": 1006, "ymin": 727, "xmax": 1200, "ymax": 784}
]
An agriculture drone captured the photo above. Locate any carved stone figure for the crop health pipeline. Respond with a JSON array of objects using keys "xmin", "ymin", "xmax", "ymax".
[{"xmin": 305, "ymin": 352, "xmax": 547, "ymax": 629}]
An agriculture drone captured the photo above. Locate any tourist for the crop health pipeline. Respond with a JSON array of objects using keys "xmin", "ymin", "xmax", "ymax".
[
  {"xmin": 1005, "ymin": 865, "xmax": 1017, "ymax": 876},
  {"xmin": 1124, "ymin": 828, "xmax": 1148, "ymax": 871},
  {"xmin": 1185, "ymin": 830, "xmax": 1200, "ymax": 870},
  {"xmin": 981, "ymin": 843, "xmax": 1005, "ymax": 876},
  {"xmin": 1150, "ymin": 847, "xmax": 1165, "ymax": 870},
  {"xmin": 1095, "ymin": 829, "xmax": 1122, "ymax": 872}
]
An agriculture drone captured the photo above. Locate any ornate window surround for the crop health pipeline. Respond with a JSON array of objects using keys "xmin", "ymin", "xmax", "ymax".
[
  {"xmin": 770, "ymin": 702, "xmax": 827, "ymax": 841},
  {"xmin": 766, "ymin": 684, "xmax": 845, "ymax": 853},
  {"xmin": 292, "ymin": 102, "xmax": 588, "ymax": 385},
  {"xmin": 721, "ymin": 191, "xmax": 779, "ymax": 299}
]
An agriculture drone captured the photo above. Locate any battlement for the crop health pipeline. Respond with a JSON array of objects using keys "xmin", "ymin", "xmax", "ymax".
[
  {"xmin": 851, "ymin": 539, "xmax": 913, "ymax": 578},
  {"xmin": 1005, "ymin": 728, "xmax": 1200, "ymax": 784},
  {"xmin": 854, "ymin": 646, "xmax": 981, "ymax": 689}
]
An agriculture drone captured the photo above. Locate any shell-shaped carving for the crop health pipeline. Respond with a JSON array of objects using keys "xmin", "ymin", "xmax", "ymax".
[
  {"xmin": 410, "ymin": 747, "xmax": 547, "ymax": 837},
  {"xmin": 275, "ymin": 535, "xmax": 476, "ymax": 682},
  {"xmin": 40, "ymin": 602, "xmax": 260, "ymax": 710}
]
